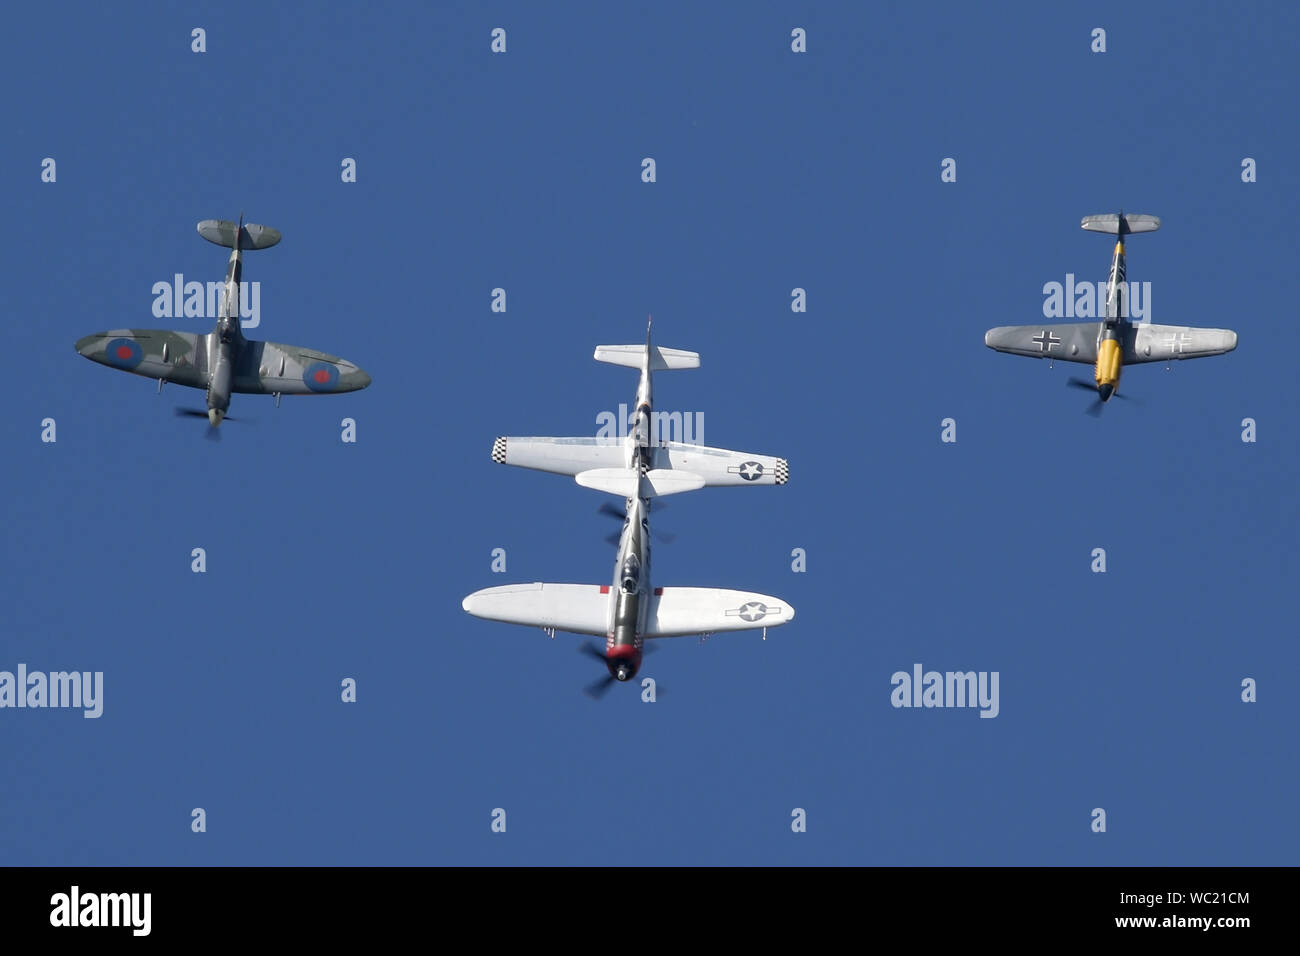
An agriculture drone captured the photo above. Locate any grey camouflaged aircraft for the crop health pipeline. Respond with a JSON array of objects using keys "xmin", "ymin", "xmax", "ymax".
[
  {"xmin": 462, "ymin": 324, "xmax": 794, "ymax": 697},
  {"xmin": 985, "ymin": 212, "xmax": 1237, "ymax": 414},
  {"xmin": 76, "ymin": 218, "xmax": 370, "ymax": 430}
]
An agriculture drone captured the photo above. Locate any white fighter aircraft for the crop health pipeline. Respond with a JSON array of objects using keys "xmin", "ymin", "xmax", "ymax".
[{"xmin": 461, "ymin": 323, "xmax": 795, "ymax": 696}]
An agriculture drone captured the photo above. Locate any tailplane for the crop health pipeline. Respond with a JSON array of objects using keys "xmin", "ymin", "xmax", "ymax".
[
  {"xmin": 575, "ymin": 468, "xmax": 706, "ymax": 498},
  {"xmin": 1081, "ymin": 212, "xmax": 1160, "ymax": 235},
  {"xmin": 593, "ymin": 344, "xmax": 699, "ymax": 371},
  {"xmin": 197, "ymin": 219, "xmax": 282, "ymax": 250}
]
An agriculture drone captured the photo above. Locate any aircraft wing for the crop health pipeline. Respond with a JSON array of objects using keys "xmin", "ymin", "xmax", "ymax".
[
  {"xmin": 460, "ymin": 583, "xmax": 796, "ymax": 638},
  {"xmin": 984, "ymin": 323, "xmax": 1099, "ymax": 364},
  {"xmin": 650, "ymin": 443, "xmax": 788, "ymax": 486},
  {"xmin": 646, "ymin": 587, "xmax": 795, "ymax": 637},
  {"xmin": 492, "ymin": 437, "xmax": 788, "ymax": 486},
  {"xmin": 492, "ymin": 437, "xmax": 625, "ymax": 476},
  {"xmin": 1125, "ymin": 324, "xmax": 1237, "ymax": 364},
  {"xmin": 461, "ymin": 583, "xmax": 611, "ymax": 636},
  {"xmin": 75, "ymin": 329, "xmax": 208, "ymax": 388},
  {"xmin": 234, "ymin": 341, "xmax": 371, "ymax": 394}
]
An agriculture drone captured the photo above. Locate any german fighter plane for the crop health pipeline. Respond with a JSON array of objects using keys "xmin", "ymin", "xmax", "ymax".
[
  {"xmin": 984, "ymin": 212, "xmax": 1237, "ymax": 414},
  {"xmin": 462, "ymin": 325, "xmax": 794, "ymax": 696},
  {"xmin": 76, "ymin": 218, "xmax": 370, "ymax": 429}
]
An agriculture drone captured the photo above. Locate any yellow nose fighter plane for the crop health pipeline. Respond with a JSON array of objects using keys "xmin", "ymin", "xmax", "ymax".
[{"xmin": 984, "ymin": 212, "xmax": 1237, "ymax": 415}]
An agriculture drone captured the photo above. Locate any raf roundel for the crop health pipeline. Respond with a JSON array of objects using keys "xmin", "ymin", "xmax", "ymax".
[
  {"xmin": 104, "ymin": 337, "xmax": 144, "ymax": 370},
  {"xmin": 302, "ymin": 361, "xmax": 340, "ymax": 392}
]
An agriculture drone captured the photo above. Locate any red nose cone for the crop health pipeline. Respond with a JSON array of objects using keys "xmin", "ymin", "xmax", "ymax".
[{"xmin": 605, "ymin": 643, "xmax": 641, "ymax": 681}]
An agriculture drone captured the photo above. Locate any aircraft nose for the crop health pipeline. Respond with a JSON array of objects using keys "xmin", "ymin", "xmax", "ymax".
[{"xmin": 1097, "ymin": 383, "xmax": 1114, "ymax": 401}]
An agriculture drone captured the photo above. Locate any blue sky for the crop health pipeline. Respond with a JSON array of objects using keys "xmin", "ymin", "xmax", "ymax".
[{"xmin": 2, "ymin": 1, "xmax": 1296, "ymax": 865}]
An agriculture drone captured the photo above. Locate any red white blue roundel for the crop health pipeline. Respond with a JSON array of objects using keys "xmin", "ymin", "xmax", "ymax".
[
  {"xmin": 303, "ymin": 361, "xmax": 339, "ymax": 391},
  {"xmin": 105, "ymin": 337, "xmax": 144, "ymax": 369}
]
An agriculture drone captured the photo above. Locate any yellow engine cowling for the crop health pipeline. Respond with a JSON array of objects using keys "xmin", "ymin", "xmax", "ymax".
[{"xmin": 1095, "ymin": 337, "xmax": 1122, "ymax": 388}]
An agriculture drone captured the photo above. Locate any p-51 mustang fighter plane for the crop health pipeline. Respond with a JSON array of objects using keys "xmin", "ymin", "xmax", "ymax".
[
  {"xmin": 76, "ymin": 218, "xmax": 371, "ymax": 429},
  {"xmin": 985, "ymin": 212, "xmax": 1237, "ymax": 414},
  {"xmin": 489, "ymin": 331, "xmax": 789, "ymax": 495},
  {"xmin": 462, "ymin": 325, "xmax": 794, "ymax": 696}
]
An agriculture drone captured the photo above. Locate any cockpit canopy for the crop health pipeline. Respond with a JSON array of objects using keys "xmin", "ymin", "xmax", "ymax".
[{"xmin": 621, "ymin": 555, "xmax": 641, "ymax": 594}]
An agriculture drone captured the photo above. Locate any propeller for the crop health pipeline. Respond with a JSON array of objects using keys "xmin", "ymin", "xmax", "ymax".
[
  {"xmin": 578, "ymin": 642, "xmax": 615, "ymax": 699},
  {"xmin": 1066, "ymin": 378, "xmax": 1105, "ymax": 417},
  {"xmin": 175, "ymin": 407, "xmax": 222, "ymax": 438},
  {"xmin": 576, "ymin": 640, "xmax": 657, "ymax": 699},
  {"xmin": 174, "ymin": 407, "xmax": 247, "ymax": 438},
  {"xmin": 1066, "ymin": 377, "xmax": 1097, "ymax": 393},
  {"xmin": 596, "ymin": 501, "xmax": 677, "ymax": 544},
  {"xmin": 578, "ymin": 641, "xmax": 607, "ymax": 663},
  {"xmin": 1066, "ymin": 377, "xmax": 1134, "ymax": 416},
  {"xmin": 174, "ymin": 407, "xmax": 245, "ymax": 422}
]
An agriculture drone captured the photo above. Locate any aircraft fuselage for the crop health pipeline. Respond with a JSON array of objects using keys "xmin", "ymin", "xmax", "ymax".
[
  {"xmin": 604, "ymin": 360, "xmax": 657, "ymax": 681},
  {"xmin": 1094, "ymin": 239, "xmax": 1127, "ymax": 401}
]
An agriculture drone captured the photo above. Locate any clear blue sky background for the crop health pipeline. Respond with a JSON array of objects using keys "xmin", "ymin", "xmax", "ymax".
[{"xmin": 3, "ymin": 2, "xmax": 1296, "ymax": 865}]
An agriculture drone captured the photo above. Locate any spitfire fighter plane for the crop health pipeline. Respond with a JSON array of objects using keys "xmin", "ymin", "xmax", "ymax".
[
  {"xmin": 76, "ymin": 218, "xmax": 370, "ymax": 429},
  {"xmin": 984, "ymin": 212, "xmax": 1237, "ymax": 414},
  {"xmin": 462, "ymin": 325, "xmax": 794, "ymax": 695}
]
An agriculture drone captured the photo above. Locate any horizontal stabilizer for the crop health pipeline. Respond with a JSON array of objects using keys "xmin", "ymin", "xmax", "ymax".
[
  {"xmin": 197, "ymin": 219, "xmax": 282, "ymax": 250},
  {"xmin": 1080, "ymin": 213, "xmax": 1161, "ymax": 235},
  {"xmin": 575, "ymin": 468, "xmax": 706, "ymax": 497},
  {"xmin": 593, "ymin": 344, "xmax": 700, "ymax": 371}
]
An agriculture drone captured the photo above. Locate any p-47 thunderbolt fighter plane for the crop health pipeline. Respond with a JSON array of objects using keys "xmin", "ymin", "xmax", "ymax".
[
  {"xmin": 462, "ymin": 325, "xmax": 794, "ymax": 695},
  {"xmin": 984, "ymin": 212, "xmax": 1237, "ymax": 414},
  {"xmin": 76, "ymin": 218, "xmax": 370, "ymax": 428}
]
